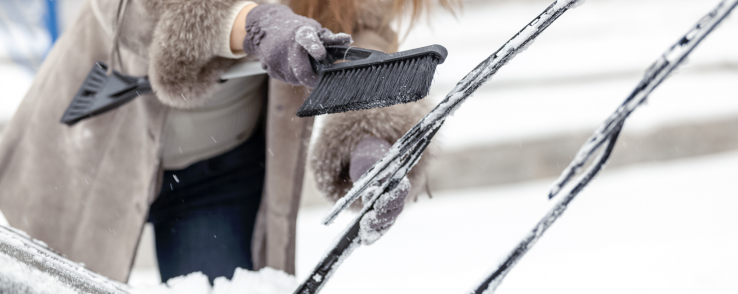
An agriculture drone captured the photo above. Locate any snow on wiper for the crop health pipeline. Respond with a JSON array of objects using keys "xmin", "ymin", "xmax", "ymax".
[
  {"xmin": 475, "ymin": 1, "xmax": 738, "ymax": 293},
  {"xmin": 296, "ymin": 1, "xmax": 587, "ymax": 294},
  {"xmin": 321, "ymin": 0, "xmax": 587, "ymax": 226}
]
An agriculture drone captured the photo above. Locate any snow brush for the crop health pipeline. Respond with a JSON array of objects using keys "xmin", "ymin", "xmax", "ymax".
[
  {"xmin": 59, "ymin": 44, "xmax": 447, "ymax": 125},
  {"xmin": 60, "ymin": 61, "xmax": 267, "ymax": 126},
  {"xmin": 294, "ymin": 1, "xmax": 585, "ymax": 293},
  {"xmin": 295, "ymin": 44, "xmax": 448, "ymax": 117}
]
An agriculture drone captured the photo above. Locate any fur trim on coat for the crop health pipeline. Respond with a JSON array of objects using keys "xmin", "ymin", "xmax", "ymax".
[
  {"xmin": 146, "ymin": 0, "xmax": 244, "ymax": 108},
  {"xmin": 310, "ymin": 99, "xmax": 434, "ymax": 209}
]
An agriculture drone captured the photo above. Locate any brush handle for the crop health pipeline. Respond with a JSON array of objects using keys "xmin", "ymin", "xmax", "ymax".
[
  {"xmin": 309, "ymin": 45, "xmax": 448, "ymax": 75},
  {"xmin": 309, "ymin": 46, "xmax": 378, "ymax": 73},
  {"xmin": 220, "ymin": 61, "xmax": 268, "ymax": 80}
]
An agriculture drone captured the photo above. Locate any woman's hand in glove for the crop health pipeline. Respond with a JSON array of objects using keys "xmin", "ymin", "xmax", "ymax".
[
  {"xmin": 234, "ymin": 4, "xmax": 352, "ymax": 87},
  {"xmin": 349, "ymin": 136, "xmax": 411, "ymax": 245}
]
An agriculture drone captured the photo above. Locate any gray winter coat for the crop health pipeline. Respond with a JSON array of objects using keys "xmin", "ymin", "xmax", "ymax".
[{"xmin": 0, "ymin": 0, "xmax": 430, "ymax": 282}]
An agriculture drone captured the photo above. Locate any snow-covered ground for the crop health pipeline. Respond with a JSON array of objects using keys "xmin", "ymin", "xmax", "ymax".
[
  {"xmin": 131, "ymin": 147, "xmax": 738, "ymax": 293},
  {"xmin": 295, "ymin": 150, "xmax": 738, "ymax": 294},
  {"xmin": 130, "ymin": 268, "xmax": 297, "ymax": 294}
]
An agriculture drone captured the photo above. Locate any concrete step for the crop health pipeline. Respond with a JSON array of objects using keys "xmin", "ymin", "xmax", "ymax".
[{"xmin": 429, "ymin": 116, "xmax": 738, "ymax": 191}]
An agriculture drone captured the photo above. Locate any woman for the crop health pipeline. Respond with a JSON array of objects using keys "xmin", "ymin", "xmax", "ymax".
[{"xmin": 0, "ymin": 0, "xmax": 454, "ymax": 283}]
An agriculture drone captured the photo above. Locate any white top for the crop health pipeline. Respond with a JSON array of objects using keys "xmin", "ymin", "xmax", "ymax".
[
  {"xmin": 215, "ymin": 1, "xmax": 253, "ymax": 59},
  {"xmin": 161, "ymin": 1, "xmax": 265, "ymax": 170}
]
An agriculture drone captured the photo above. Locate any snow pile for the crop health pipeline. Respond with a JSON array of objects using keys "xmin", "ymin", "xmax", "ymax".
[
  {"xmin": 1, "ymin": 223, "xmax": 296, "ymax": 294},
  {"xmin": 0, "ymin": 225, "xmax": 129, "ymax": 294},
  {"xmin": 0, "ymin": 250, "xmax": 77, "ymax": 294},
  {"xmin": 131, "ymin": 268, "xmax": 297, "ymax": 294},
  {"xmin": 132, "ymin": 272, "xmax": 211, "ymax": 294},
  {"xmin": 213, "ymin": 268, "xmax": 297, "ymax": 294}
]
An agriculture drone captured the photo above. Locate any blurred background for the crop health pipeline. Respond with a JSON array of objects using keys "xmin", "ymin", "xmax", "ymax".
[{"xmin": 1, "ymin": 0, "xmax": 737, "ymax": 293}]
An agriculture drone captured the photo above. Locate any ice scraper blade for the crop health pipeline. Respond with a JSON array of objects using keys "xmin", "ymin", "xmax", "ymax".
[
  {"xmin": 60, "ymin": 62, "xmax": 152, "ymax": 126},
  {"xmin": 60, "ymin": 61, "xmax": 267, "ymax": 126}
]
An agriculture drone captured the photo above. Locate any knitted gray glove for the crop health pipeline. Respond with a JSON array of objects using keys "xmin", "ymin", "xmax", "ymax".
[
  {"xmin": 242, "ymin": 4, "xmax": 352, "ymax": 87},
  {"xmin": 350, "ymin": 136, "xmax": 411, "ymax": 245}
]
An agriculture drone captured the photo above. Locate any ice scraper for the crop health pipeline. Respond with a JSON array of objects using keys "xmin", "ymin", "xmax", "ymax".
[{"xmin": 60, "ymin": 61, "xmax": 267, "ymax": 126}]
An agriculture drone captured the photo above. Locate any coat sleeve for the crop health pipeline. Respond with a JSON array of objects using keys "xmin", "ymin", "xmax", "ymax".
[
  {"xmin": 310, "ymin": 97, "xmax": 434, "ymax": 209},
  {"xmin": 147, "ymin": 0, "xmax": 249, "ymax": 108}
]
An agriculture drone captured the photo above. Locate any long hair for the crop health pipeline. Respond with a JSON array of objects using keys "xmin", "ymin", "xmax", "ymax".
[{"xmin": 289, "ymin": 0, "xmax": 459, "ymax": 35}]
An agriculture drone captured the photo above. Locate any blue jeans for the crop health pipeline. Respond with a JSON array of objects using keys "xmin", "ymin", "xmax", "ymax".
[{"xmin": 148, "ymin": 131, "xmax": 265, "ymax": 284}]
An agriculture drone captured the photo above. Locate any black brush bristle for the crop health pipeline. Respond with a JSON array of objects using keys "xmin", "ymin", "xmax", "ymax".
[{"xmin": 297, "ymin": 45, "xmax": 447, "ymax": 117}]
